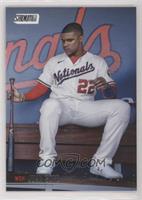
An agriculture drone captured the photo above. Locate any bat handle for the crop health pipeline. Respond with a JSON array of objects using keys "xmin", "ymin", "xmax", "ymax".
[
  {"xmin": 7, "ymin": 78, "xmax": 15, "ymax": 172},
  {"xmin": 9, "ymin": 78, "xmax": 15, "ymax": 128},
  {"xmin": 9, "ymin": 78, "xmax": 15, "ymax": 85},
  {"xmin": 9, "ymin": 78, "xmax": 15, "ymax": 92}
]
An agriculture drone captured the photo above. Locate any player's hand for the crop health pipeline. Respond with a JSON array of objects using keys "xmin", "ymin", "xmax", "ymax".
[
  {"xmin": 94, "ymin": 77, "xmax": 107, "ymax": 90},
  {"xmin": 7, "ymin": 87, "xmax": 25, "ymax": 102}
]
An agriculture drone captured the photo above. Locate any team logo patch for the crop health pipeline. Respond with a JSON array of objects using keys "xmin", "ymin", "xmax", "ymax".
[{"xmin": 57, "ymin": 60, "xmax": 64, "ymax": 64}]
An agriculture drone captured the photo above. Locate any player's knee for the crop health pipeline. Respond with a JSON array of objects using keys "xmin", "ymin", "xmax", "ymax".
[
  {"xmin": 116, "ymin": 99, "xmax": 131, "ymax": 121},
  {"xmin": 40, "ymin": 99, "xmax": 62, "ymax": 115}
]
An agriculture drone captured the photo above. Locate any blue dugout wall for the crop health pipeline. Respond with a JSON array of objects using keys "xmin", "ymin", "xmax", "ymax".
[{"xmin": 6, "ymin": 7, "xmax": 136, "ymax": 123}]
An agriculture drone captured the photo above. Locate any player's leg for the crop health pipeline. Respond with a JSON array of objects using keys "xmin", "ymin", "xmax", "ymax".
[
  {"xmin": 36, "ymin": 98, "xmax": 61, "ymax": 174},
  {"xmin": 73, "ymin": 99, "xmax": 130, "ymax": 178},
  {"xmin": 36, "ymin": 98, "xmax": 72, "ymax": 174}
]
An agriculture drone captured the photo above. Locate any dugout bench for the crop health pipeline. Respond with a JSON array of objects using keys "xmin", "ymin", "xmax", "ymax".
[
  {"xmin": 6, "ymin": 123, "xmax": 136, "ymax": 167},
  {"xmin": 6, "ymin": 123, "xmax": 136, "ymax": 190}
]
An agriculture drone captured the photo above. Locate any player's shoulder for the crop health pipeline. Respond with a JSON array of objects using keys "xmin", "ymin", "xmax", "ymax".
[
  {"xmin": 49, "ymin": 53, "xmax": 66, "ymax": 64},
  {"xmin": 87, "ymin": 51, "xmax": 104, "ymax": 62}
]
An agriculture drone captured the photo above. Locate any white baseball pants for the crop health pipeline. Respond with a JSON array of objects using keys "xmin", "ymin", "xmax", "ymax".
[{"xmin": 39, "ymin": 98, "xmax": 130, "ymax": 162}]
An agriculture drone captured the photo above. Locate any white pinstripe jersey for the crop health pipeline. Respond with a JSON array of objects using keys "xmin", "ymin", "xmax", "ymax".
[{"xmin": 38, "ymin": 51, "xmax": 113, "ymax": 100}]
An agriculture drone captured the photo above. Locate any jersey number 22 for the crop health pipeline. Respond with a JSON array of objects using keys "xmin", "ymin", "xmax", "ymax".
[{"xmin": 77, "ymin": 79, "xmax": 95, "ymax": 94}]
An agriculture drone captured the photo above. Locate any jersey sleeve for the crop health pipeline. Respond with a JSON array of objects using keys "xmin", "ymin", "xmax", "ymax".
[
  {"xmin": 37, "ymin": 58, "xmax": 54, "ymax": 88},
  {"xmin": 24, "ymin": 81, "xmax": 49, "ymax": 101},
  {"xmin": 98, "ymin": 58, "xmax": 113, "ymax": 83}
]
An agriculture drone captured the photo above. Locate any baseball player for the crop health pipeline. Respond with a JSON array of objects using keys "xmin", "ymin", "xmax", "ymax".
[{"xmin": 13, "ymin": 23, "xmax": 130, "ymax": 179}]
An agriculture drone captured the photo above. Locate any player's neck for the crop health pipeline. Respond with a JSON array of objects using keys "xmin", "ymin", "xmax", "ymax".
[
  {"xmin": 69, "ymin": 48, "xmax": 86, "ymax": 64},
  {"xmin": 70, "ymin": 47, "xmax": 85, "ymax": 57}
]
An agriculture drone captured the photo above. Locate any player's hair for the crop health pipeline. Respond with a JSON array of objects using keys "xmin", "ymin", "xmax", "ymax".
[{"xmin": 61, "ymin": 22, "xmax": 84, "ymax": 35}]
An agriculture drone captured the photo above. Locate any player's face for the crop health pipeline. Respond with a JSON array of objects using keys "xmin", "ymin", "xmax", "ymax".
[{"xmin": 61, "ymin": 31, "xmax": 83, "ymax": 56}]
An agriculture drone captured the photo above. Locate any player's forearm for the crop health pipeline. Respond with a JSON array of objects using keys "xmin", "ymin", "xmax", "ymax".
[{"xmin": 22, "ymin": 81, "xmax": 49, "ymax": 101}]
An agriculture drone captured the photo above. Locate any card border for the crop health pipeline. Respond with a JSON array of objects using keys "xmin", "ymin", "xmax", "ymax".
[{"xmin": 0, "ymin": 0, "xmax": 141, "ymax": 200}]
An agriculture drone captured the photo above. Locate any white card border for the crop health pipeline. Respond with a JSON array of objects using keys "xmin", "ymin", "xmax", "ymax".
[{"xmin": 0, "ymin": 0, "xmax": 141, "ymax": 200}]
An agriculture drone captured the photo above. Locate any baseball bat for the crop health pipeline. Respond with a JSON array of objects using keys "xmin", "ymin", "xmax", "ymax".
[{"xmin": 7, "ymin": 78, "xmax": 15, "ymax": 172}]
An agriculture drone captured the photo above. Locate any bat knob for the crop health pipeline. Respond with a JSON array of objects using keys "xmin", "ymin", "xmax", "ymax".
[{"xmin": 9, "ymin": 78, "xmax": 15, "ymax": 85}]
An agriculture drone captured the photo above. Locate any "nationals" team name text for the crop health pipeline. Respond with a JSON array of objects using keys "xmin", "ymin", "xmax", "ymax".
[{"xmin": 54, "ymin": 62, "xmax": 95, "ymax": 85}]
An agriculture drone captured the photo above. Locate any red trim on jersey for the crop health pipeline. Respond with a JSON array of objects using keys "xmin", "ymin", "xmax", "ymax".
[
  {"xmin": 70, "ymin": 50, "xmax": 87, "ymax": 64},
  {"xmin": 24, "ymin": 81, "xmax": 49, "ymax": 101},
  {"xmin": 70, "ymin": 55, "xmax": 81, "ymax": 64}
]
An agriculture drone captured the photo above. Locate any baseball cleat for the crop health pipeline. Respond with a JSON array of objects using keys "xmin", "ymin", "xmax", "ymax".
[
  {"xmin": 89, "ymin": 158, "xmax": 123, "ymax": 179},
  {"xmin": 36, "ymin": 159, "xmax": 55, "ymax": 175}
]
